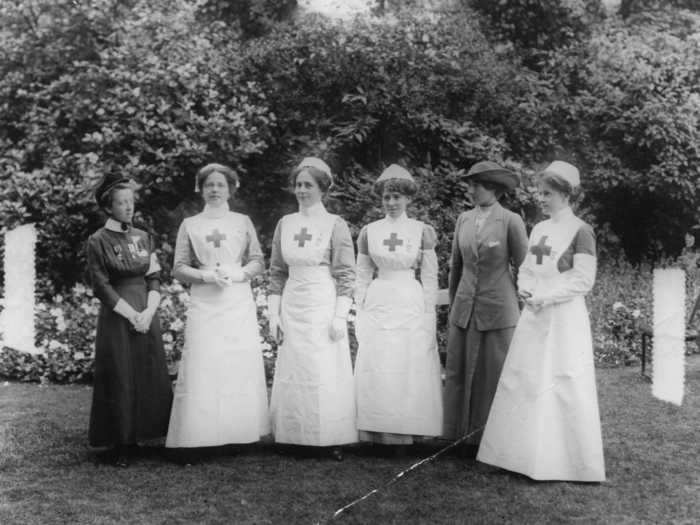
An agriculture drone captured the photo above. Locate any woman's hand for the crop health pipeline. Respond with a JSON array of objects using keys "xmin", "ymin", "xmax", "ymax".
[
  {"xmin": 267, "ymin": 295, "xmax": 282, "ymax": 343},
  {"xmin": 269, "ymin": 315, "xmax": 283, "ymax": 343},
  {"xmin": 524, "ymin": 295, "xmax": 545, "ymax": 312},
  {"xmin": 329, "ymin": 316, "xmax": 347, "ymax": 342},
  {"xmin": 201, "ymin": 269, "xmax": 230, "ymax": 287},
  {"xmin": 132, "ymin": 309, "xmax": 154, "ymax": 333},
  {"xmin": 518, "ymin": 289, "xmax": 532, "ymax": 301}
]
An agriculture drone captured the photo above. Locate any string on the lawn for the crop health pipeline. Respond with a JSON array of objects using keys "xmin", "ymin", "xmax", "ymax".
[
  {"xmin": 320, "ymin": 379, "xmax": 568, "ymax": 523},
  {"xmin": 321, "ymin": 325, "xmax": 680, "ymax": 523},
  {"xmin": 320, "ymin": 426, "xmax": 484, "ymax": 523}
]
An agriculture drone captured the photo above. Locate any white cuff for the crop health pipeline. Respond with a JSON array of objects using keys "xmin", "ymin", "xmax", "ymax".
[
  {"xmin": 267, "ymin": 294, "xmax": 281, "ymax": 319},
  {"xmin": 334, "ymin": 295, "xmax": 353, "ymax": 319},
  {"xmin": 113, "ymin": 298, "xmax": 137, "ymax": 320},
  {"xmin": 420, "ymin": 249, "xmax": 438, "ymax": 311},
  {"xmin": 146, "ymin": 290, "xmax": 160, "ymax": 311},
  {"xmin": 200, "ymin": 270, "xmax": 217, "ymax": 283}
]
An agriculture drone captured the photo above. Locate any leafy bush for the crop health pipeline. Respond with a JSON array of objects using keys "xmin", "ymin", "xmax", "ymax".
[
  {"xmin": 1, "ymin": 0, "xmax": 699, "ymax": 290},
  {"xmin": 1, "ymin": 281, "xmax": 188, "ymax": 382},
  {"xmin": 527, "ymin": 10, "xmax": 700, "ymax": 260},
  {"xmin": 0, "ymin": 0, "xmax": 276, "ymax": 293},
  {"xmin": 469, "ymin": 0, "xmax": 605, "ymax": 58},
  {"xmin": 620, "ymin": 0, "xmax": 700, "ymax": 18},
  {"xmin": 196, "ymin": 0, "xmax": 297, "ymax": 38},
  {"xmin": 589, "ymin": 236, "xmax": 700, "ymax": 367}
]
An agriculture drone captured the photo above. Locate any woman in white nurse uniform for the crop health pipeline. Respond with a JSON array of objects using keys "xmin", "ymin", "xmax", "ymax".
[
  {"xmin": 354, "ymin": 165, "xmax": 443, "ymax": 454},
  {"xmin": 268, "ymin": 157, "xmax": 357, "ymax": 461},
  {"xmin": 166, "ymin": 164, "xmax": 270, "ymax": 455},
  {"xmin": 477, "ymin": 161, "xmax": 605, "ymax": 482}
]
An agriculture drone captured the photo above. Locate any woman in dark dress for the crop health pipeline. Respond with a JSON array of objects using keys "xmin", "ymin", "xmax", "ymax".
[{"xmin": 86, "ymin": 173, "xmax": 173, "ymax": 466}]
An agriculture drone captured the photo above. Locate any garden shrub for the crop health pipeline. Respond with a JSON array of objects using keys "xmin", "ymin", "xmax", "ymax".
[
  {"xmin": 0, "ymin": 276, "xmax": 355, "ymax": 385},
  {"xmin": 469, "ymin": 0, "xmax": 605, "ymax": 59},
  {"xmin": 0, "ymin": 0, "xmax": 276, "ymax": 294},
  {"xmin": 537, "ymin": 11, "xmax": 700, "ymax": 260},
  {"xmin": 2, "ymin": 0, "xmax": 700, "ymax": 379}
]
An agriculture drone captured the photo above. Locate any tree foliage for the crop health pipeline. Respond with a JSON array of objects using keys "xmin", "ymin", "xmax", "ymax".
[
  {"xmin": 1, "ymin": 0, "xmax": 699, "ymax": 294},
  {"xmin": 0, "ymin": 0, "xmax": 276, "ymax": 291},
  {"xmin": 196, "ymin": 0, "xmax": 297, "ymax": 38},
  {"xmin": 469, "ymin": 0, "xmax": 605, "ymax": 58},
  {"xmin": 537, "ymin": 10, "xmax": 700, "ymax": 258}
]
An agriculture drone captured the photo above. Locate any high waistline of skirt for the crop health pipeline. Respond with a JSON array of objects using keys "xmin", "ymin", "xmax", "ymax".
[
  {"xmin": 288, "ymin": 265, "xmax": 331, "ymax": 281},
  {"xmin": 377, "ymin": 269, "xmax": 414, "ymax": 281}
]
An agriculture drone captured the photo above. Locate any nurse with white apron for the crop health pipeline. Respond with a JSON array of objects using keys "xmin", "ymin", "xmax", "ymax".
[
  {"xmin": 166, "ymin": 164, "xmax": 270, "ymax": 458},
  {"xmin": 354, "ymin": 165, "xmax": 443, "ymax": 454},
  {"xmin": 268, "ymin": 157, "xmax": 357, "ymax": 461},
  {"xmin": 478, "ymin": 161, "xmax": 605, "ymax": 482}
]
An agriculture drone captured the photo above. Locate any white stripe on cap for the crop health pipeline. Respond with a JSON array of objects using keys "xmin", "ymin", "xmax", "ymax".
[{"xmin": 297, "ymin": 157, "xmax": 332, "ymax": 181}]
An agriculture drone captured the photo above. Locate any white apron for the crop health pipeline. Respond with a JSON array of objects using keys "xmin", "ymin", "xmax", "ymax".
[
  {"xmin": 355, "ymin": 218, "xmax": 442, "ymax": 436},
  {"xmin": 477, "ymin": 215, "xmax": 605, "ymax": 481},
  {"xmin": 166, "ymin": 212, "xmax": 270, "ymax": 447},
  {"xmin": 269, "ymin": 212, "xmax": 357, "ymax": 446}
]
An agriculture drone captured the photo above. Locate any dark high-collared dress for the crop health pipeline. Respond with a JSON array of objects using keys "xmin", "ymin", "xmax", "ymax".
[
  {"xmin": 86, "ymin": 221, "xmax": 172, "ymax": 447},
  {"xmin": 443, "ymin": 202, "xmax": 528, "ymax": 444}
]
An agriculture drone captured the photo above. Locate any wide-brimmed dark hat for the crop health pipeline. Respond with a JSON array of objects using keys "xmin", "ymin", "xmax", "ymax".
[
  {"xmin": 464, "ymin": 161, "xmax": 519, "ymax": 191},
  {"xmin": 94, "ymin": 173, "xmax": 132, "ymax": 205}
]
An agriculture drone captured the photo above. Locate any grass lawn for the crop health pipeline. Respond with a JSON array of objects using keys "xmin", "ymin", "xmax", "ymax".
[{"xmin": 2, "ymin": 358, "xmax": 700, "ymax": 525}]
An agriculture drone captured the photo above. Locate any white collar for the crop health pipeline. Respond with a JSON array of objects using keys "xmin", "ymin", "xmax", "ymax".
[
  {"xmin": 105, "ymin": 218, "xmax": 130, "ymax": 233},
  {"xmin": 476, "ymin": 205, "xmax": 494, "ymax": 216},
  {"xmin": 202, "ymin": 202, "xmax": 230, "ymax": 219},
  {"xmin": 384, "ymin": 211, "xmax": 408, "ymax": 223},
  {"xmin": 550, "ymin": 206, "xmax": 573, "ymax": 223},
  {"xmin": 299, "ymin": 201, "xmax": 327, "ymax": 217}
]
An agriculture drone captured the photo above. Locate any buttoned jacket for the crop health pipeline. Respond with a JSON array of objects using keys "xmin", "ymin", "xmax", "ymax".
[{"xmin": 447, "ymin": 203, "xmax": 528, "ymax": 331}]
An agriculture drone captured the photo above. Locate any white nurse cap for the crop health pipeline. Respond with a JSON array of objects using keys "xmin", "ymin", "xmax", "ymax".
[
  {"xmin": 542, "ymin": 161, "xmax": 580, "ymax": 189},
  {"xmin": 376, "ymin": 164, "xmax": 415, "ymax": 183},
  {"xmin": 297, "ymin": 157, "xmax": 332, "ymax": 181}
]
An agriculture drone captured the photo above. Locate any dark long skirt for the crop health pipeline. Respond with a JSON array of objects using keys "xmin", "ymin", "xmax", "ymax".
[
  {"xmin": 443, "ymin": 317, "xmax": 514, "ymax": 445},
  {"xmin": 89, "ymin": 279, "xmax": 173, "ymax": 447}
]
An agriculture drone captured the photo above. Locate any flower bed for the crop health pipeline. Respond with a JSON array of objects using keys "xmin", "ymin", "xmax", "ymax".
[
  {"xmin": 0, "ymin": 275, "xmax": 360, "ymax": 385},
  {"xmin": 1, "ymin": 259, "xmax": 699, "ymax": 383}
]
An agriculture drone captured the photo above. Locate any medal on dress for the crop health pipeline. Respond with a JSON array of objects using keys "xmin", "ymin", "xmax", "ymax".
[{"xmin": 128, "ymin": 235, "xmax": 149, "ymax": 259}]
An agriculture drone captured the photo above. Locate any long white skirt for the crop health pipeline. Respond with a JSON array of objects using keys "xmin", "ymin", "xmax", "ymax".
[
  {"xmin": 355, "ymin": 272, "xmax": 442, "ymax": 437},
  {"xmin": 477, "ymin": 296, "xmax": 605, "ymax": 481},
  {"xmin": 270, "ymin": 266, "xmax": 357, "ymax": 446},
  {"xmin": 166, "ymin": 281, "xmax": 270, "ymax": 447}
]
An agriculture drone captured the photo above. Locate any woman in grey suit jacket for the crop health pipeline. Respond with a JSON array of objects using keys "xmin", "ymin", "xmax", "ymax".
[{"xmin": 443, "ymin": 161, "xmax": 529, "ymax": 455}]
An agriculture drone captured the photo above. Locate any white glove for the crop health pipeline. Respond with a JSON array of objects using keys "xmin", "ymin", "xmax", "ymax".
[
  {"xmin": 267, "ymin": 294, "xmax": 283, "ymax": 343},
  {"xmin": 420, "ymin": 249, "xmax": 438, "ymax": 313},
  {"xmin": 529, "ymin": 254, "xmax": 597, "ymax": 308},
  {"xmin": 329, "ymin": 296, "xmax": 352, "ymax": 342},
  {"xmin": 113, "ymin": 298, "xmax": 138, "ymax": 327},
  {"xmin": 329, "ymin": 316, "xmax": 347, "ymax": 342},
  {"xmin": 354, "ymin": 253, "xmax": 374, "ymax": 309},
  {"xmin": 200, "ymin": 269, "xmax": 217, "ymax": 284},
  {"xmin": 133, "ymin": 290, "xmax": 160, "ymax": 333},
  {"xmin": 228, "ymin": 267, "xmax": 247, "ymax": 282},
  {"xmin": 215, "ymin": 264, "xmax": 246, "ymax": 284}
]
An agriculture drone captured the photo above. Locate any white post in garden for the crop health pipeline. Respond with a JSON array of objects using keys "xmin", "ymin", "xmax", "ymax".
[
  {"xmin": 652, "ymin": 268, "xmax": 685, "ymax": 406},
  {"xmin": 0, "ymin": 223, "xmax": 39, "ymax": 354}
]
